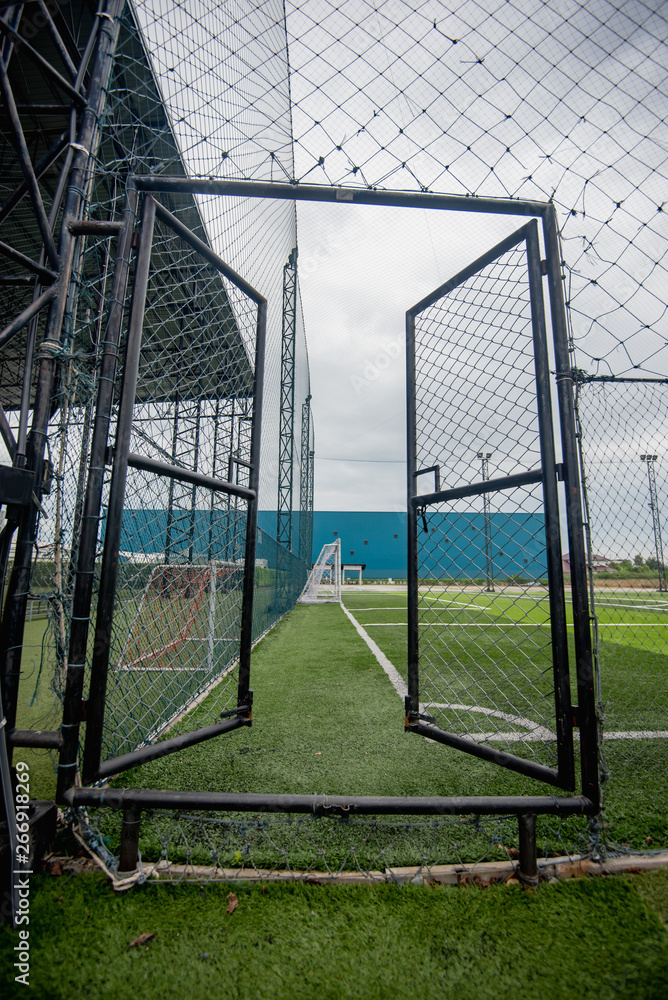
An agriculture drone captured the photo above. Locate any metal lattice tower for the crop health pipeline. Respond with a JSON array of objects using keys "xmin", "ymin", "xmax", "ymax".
[
  {"xmin": 276, "ymin": 248, "xmax": 298, "ymax": 551},
  {"xmin": 477, "ymin": 451, "xmax": 494, "ymax": 592},
  {"xmin": 299, "ymin": 394, "xmax": 311, "ymax": 565},
  {"xmin": 640, "ymin": 454, "xmax": 667, "ymax": 592},
  {"xmin": 307, "ymin": 448, "xmax": 315, "ymax": 562}
]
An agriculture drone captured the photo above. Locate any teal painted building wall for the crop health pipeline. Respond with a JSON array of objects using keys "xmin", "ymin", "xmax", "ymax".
[
  {"xmin": 115, "ymin": 509, "xmax": 547, "ymax": 582},
  {"xmin": 309, "ymin": 511, "xmax": 547, "ymax": 581}
]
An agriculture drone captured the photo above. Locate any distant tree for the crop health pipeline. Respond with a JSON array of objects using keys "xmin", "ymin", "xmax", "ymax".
[
  {"xmin": 645, "ymin": 557, "xmax": 665, "ymax": 571},
  {"xmin": 634, "ymin": 554, "xmax": 644, "ymax": 566}
]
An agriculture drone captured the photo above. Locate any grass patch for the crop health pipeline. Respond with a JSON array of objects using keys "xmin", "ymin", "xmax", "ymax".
[
  {"xmin": 96, "ymin": 601, "xmax": 592, "ymax": 868},
  {"xmin": 11, "ymin": 617, "xmax": 60, "ymax": 801},
  {"xmin": 1, "ymin": 872, "xmax": 667, "ymax": 1000}
]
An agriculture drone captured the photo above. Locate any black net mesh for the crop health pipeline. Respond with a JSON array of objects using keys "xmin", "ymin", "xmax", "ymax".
[
  {"xmin": 412, "ymin": 238, "xmax": 561, "ymax": 771},
  {"xmin": 0, "ymin": 0, "xmax": 666, "ymax": 873}
]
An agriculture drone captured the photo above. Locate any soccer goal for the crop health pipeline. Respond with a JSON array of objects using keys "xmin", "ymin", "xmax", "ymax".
[
  {"xmin": 116, "ymin": 562, "xmax": 238, "ymax": 671},
  {"xmin": 297, "ymin": 538, "xmax": 341, "ymax": 603}
]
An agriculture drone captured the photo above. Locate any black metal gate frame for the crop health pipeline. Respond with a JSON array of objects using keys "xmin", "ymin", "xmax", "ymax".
[
  {"xmin": 25, "ymin": 176, "xmax": 599, "ymax": 876},
  {"xmin": 406, "ymin": 220, "xmax": 577, "ymax": 793},
  {"xmin": 66, "ymin": 194, "xmax": 268, "ymax": 789}
]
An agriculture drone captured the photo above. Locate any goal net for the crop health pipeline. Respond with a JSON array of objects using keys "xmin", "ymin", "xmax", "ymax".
[
  {"xmin": 116, "ymin": 563, "xmax": 237, "ymax": 671},
  {"xmin": 297, "ymin": 539, "xmax": 341, "ymax": 603}
]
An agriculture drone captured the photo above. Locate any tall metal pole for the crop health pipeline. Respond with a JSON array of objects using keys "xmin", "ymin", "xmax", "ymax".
[
  {"xmin": 477, "ymin": 451, "xmax": 494, "ymax": 591},
  {"xmin": 640, "ymin": 454, "xmax": 667, "ymax": 592},
  {"xmin": 276, "ymin": 248, "xmax": 298, "ymax": 551}
]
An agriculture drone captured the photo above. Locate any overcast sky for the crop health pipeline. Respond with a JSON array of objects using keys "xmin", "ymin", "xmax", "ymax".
[
  {"xmin": 297, "ymin": 200, "xmax": 525, "ymax": 510},
  {"xmin": 130, "ymin": 0, "xmax": 668, "ymax": 541}
]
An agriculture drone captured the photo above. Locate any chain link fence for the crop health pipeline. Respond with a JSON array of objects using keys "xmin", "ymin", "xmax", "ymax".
[
  {"xmin": 1, "ymin": 0, "xmax": 666, "ymax": 873},
  {"xmin": 412, "ymin": 234, "xmax": 562, "ymax": 774},
  {"xmin": 74, "ymin": 804, "xmax": 596, "ymax": 887}
]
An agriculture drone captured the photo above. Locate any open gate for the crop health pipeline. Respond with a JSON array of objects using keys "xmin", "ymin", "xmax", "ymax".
[
  {"xmin": 405, "ymin": 219, "xmax": 597, "ymax": 793},
  {"xmin": 70, "ymin": 195, "xmax": 266, "ymax": 785}
]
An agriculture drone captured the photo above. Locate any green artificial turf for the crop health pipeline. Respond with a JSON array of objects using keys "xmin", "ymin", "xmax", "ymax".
[
  {"xmin": 1, "ymin": 872, "xmax": 667, "ymax": 1000},
  {"xmin": 98, "ymin": 599, "xmax": 596, "ymax": 869},
  {"xmin": 120, "ymin": 601, "xmax": 563, "ymax": 800},
  {"xmin": 10, "ymin": 617, "xmax": 60, "ymax": 801},
  {"xmin": 97, "ymin": 593, "xmax": 665, "ymax": 860},
  {"xmin": 342, "ymin": 591, "xmax": 668, "ymax": 853}
]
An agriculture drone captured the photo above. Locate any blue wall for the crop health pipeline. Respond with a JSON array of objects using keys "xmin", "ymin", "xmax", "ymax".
[
  {"xmin": 310, "ymin": 511, "xmax": 547, "ymax": 580},
  {"xmin": 115, "ymin": 508, "xmax": 547, "ymax": 581}
]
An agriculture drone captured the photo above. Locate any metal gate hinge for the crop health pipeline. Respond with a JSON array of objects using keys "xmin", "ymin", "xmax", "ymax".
[
  {"xmin": 540, "ymin": 259, "xmax": 548, "ymax": 275},
  {"xmin": 104, "ymin": 445, "xmax": 114, "ymax": 466},
  {"xmin": 80, "ymin": 699, "xmax": 88, "ymax": 722},
  {"xmin": 572, "ymin": 705, "xmax": 580, "ymax": 728},
  {"xmin": 556, "ymin": 463, "xmax": 565, "ymax": 481}
]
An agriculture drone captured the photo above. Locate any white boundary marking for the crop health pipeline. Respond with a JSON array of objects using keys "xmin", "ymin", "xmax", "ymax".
[
  {"xmin": 359, "ymin": 622, "xmax": 668, "ymax": 629},
  {"xmin": 340, "ymin": 603, "xmax": 407, "ymax": 700},
  {"xmin": 341, "ymin": 603, "xmax": 668, "ymax": 743},
  {"xmin": 424, "ymin": 702, "xmax": 555, "ymax": 740}
]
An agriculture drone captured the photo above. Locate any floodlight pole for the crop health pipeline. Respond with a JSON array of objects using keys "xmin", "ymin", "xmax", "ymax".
[
  {"xmin": 640, "ymin": 454, "xmax": 667, "ymax": 592},
  {"xmin": 477, "ymin": 452, "xmax": 494, "ymax": 591}
]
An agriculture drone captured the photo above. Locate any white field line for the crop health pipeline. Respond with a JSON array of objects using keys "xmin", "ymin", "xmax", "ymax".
[
  {"xmin": 604, "ymin": 731, "xmax": 668, "ymax": 740},
  {"xmin": 426, "ymin": 593, "xmax": 668, "ymax": 615},
  {"xmin": 360, "ymin": 622, "xmax": 668, "ymax": 629},
  {"xmin": 424, "ymin": 702, "xmax": 555, "ymax": 740},
  {"xmin": 342, "ymin": 605, "xmax": 668, "ymax": 743},
  {"xmin": 340, "ymin": 603, "xmax": 407, "ymax": 700}
]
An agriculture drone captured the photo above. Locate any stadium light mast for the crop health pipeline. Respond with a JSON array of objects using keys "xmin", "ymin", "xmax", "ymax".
[
  {"xmin": 640, "ymin": 454, "xmax": 667, "ymax": 592},
  {"xmin": 477, "ymin": 451, "xmax": 494, "ymax": 592}
]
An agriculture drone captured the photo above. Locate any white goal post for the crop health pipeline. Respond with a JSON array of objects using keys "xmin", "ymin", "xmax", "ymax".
[
  {"xmin": 297, "ymin": 538, "xmax": 341, "ymax": 604},
  {"xmin": 116, "ymin": 562, "xmax": 237, "ymax": 671}
]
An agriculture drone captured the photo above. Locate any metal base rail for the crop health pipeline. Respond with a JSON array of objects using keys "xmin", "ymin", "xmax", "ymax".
[
  {"xmin": 65, "ymin": 788, "xmax": 596, "ymax": 885},
  {"xmin": 65, "ymin": 788, "xmax": 597, "ymax": 816}
]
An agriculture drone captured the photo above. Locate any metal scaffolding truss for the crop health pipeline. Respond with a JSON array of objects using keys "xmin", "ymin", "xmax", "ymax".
[
  {"xmin": 299, "ymin": 393, "xmax": 312, "ymax": 566},
  {"xmin": 276, "ymin": 246, "xmax": 298, "ymax": 551}
]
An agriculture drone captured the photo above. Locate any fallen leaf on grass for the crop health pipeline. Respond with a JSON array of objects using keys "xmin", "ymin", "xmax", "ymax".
[
  {"xmin": 49, "ymin": 861, "xmax": 63, "ymax": 876},
  {"xmin": 227, "ymin": 892, "xmax": 238, "ymax": 914},
  {"xmin": 129, "ymin": 933, "xmax": 156, "ymax": 948},
  {"xmin": 498, "ymin": 843, "xmax": 520, "ymax": 860}
]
